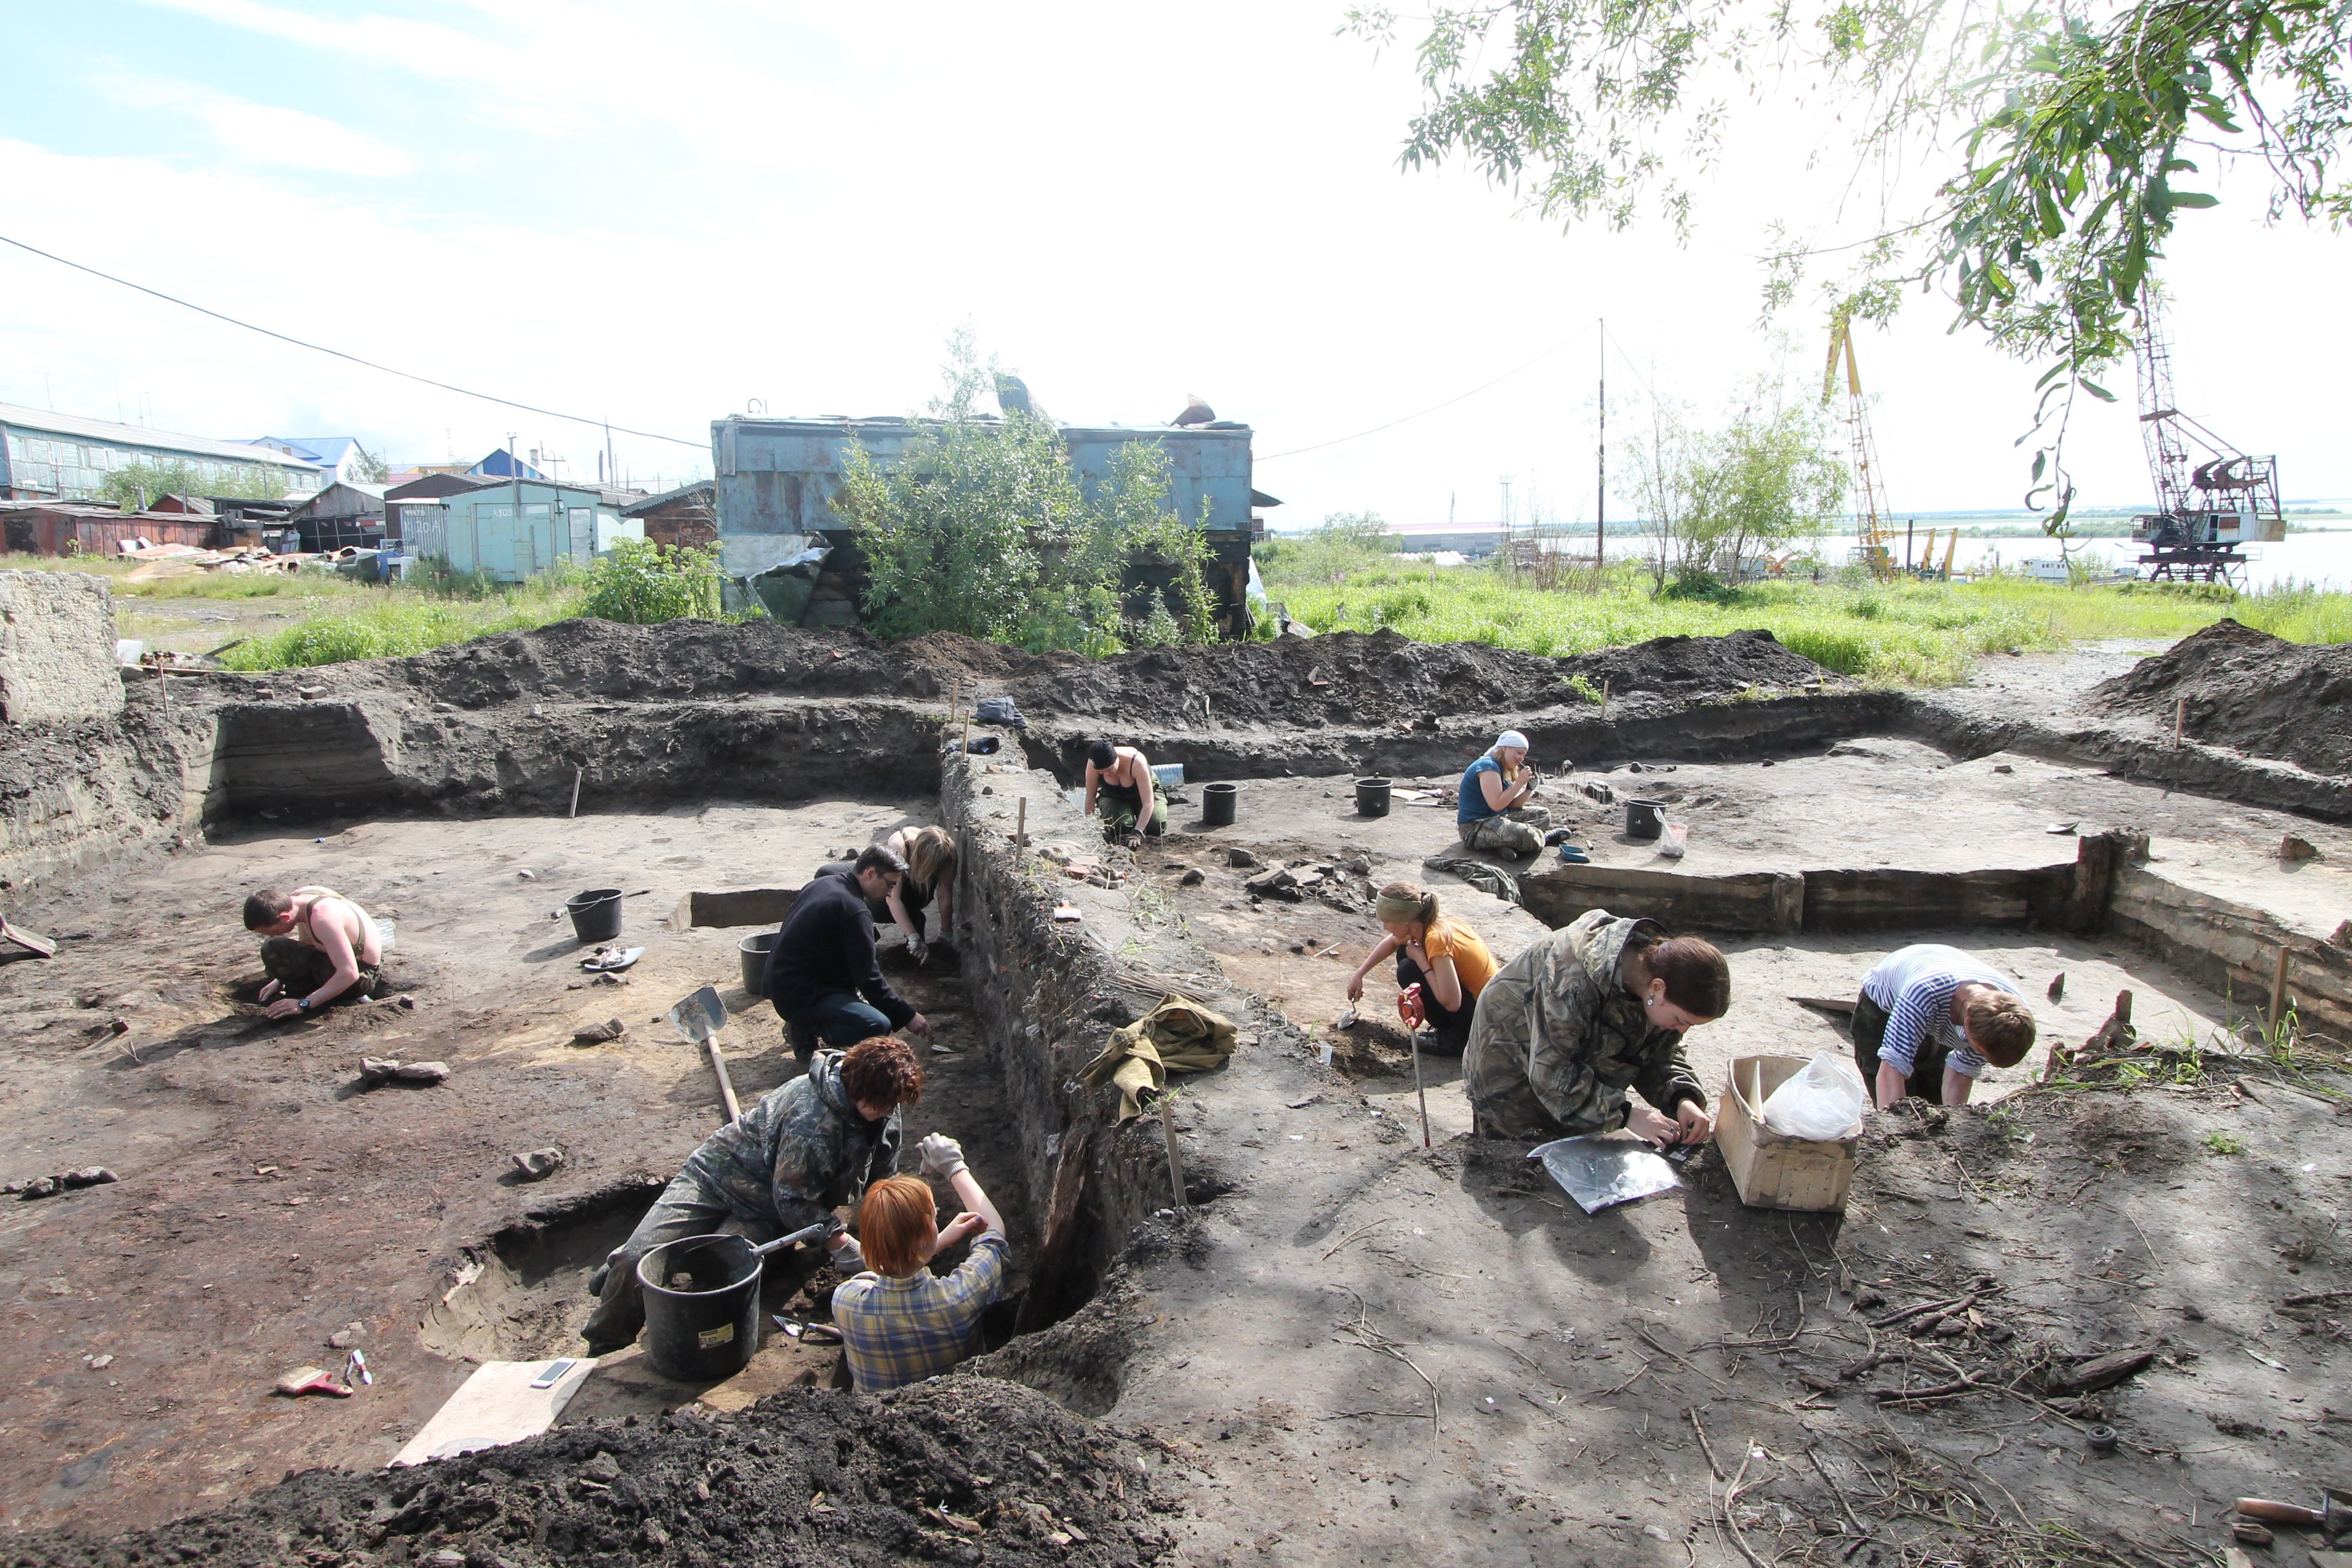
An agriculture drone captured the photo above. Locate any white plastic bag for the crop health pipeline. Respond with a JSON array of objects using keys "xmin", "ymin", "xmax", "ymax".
[
  {"xmin": 1659, "ymin": 821, "xmax": 1689, "ymax": 858},
  {"xmin": 1760, "ymin": 1051, "xmax": 1869, "ymax": 1141}
]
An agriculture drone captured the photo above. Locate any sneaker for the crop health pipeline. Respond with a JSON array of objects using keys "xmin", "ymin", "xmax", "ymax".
[{"xmin": 1414, "ymin": 1029, "xmax": 1469, "ymax": 1058}]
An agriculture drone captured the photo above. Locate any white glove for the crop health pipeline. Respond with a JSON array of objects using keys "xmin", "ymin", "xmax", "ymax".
[
  {"xmin": 915, "ymin": 1132, "xmax": 967, "ymax": 1178},
  {"xmin": 827, "ymin": 1233, "xmax": 864, "ymax": 1271},
  {"xmin": 908, "ymin": 936, "xmax": 929, "ymax": 966}
]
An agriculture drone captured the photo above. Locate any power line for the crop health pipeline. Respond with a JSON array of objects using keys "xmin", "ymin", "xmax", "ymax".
[
  {"xmin": 1256, "ymin": 323, "xmax": 1597, "ymax": 463},
  {"xmin": 0, "ymin": 230, "xmax": 707, "ymax": 451}
]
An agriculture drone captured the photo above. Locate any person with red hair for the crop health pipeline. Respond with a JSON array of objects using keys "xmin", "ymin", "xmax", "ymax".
[
  {"xmin": 832, "ymin": 1134, "xmax": 1008, "ymax": 1392},
  {"xmin": 581, "ymin": 1036, "xmax": 925, "ymax": 1355}
]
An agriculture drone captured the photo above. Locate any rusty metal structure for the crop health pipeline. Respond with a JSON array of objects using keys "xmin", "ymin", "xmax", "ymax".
[
  {"xmin": 2129, "ymin": 286, "xmax": 2284, "ymax": 583},
  {"xmin": 1822, "ymin": 315, "xmax": 1899, "ymax": 580}
]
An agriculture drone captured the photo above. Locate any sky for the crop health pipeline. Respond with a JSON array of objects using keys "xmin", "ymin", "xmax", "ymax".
[{"xmin": 0, "ymin": 1, "xmax": 2343, "ymax": 526}]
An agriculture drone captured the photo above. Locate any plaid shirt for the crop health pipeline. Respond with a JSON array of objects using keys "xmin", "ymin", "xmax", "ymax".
[{"xmin": 832, "ymin": 1232, "xmax": 1007, "ymax": 1392}]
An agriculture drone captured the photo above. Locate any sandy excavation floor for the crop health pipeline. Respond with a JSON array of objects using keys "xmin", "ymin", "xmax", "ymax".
[{"xmin": 0, "ymin": 800, "xmax": 1036, "ymax": 1536}]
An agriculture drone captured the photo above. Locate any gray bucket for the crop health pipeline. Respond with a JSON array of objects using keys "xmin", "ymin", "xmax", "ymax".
[
  {"xmin": 738, "ymin": 931, "xmax": 777, "ymax": 998},
  {"xmin": 566, "ymin": 888, "xmax": 624, "ymax": 944},
  {"xmin": 1354, "ymin": 777, "xmax": 1393, "ymax": 817}
]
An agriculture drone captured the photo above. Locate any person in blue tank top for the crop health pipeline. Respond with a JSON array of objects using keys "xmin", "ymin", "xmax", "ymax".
[{"xmin": 1455, "ymin": 729, "xmax": 1551, "ymax": 858}]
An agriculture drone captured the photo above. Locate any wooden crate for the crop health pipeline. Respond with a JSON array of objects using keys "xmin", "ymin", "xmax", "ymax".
[{"xmin": 1714, "ymin": 1054, "xmax": 1860, "ymax": 1212}]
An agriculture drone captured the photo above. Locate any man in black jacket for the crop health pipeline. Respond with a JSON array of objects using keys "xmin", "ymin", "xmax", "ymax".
[{"xmin": 766, "ymin": 845, "xmax": 932, "ymax": 1061}]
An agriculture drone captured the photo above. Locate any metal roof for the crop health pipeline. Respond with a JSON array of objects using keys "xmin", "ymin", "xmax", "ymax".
[
  {"xmin": 0, "ymin": 402, "xmax": 326, "ymax": 470},
  {"xmin": 621, "ymin": 478, "xmax": 714, "ymax": 517}
]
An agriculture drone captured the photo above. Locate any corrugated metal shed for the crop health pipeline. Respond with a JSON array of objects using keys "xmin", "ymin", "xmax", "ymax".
[
  {"xmin": 0, "ymin": 503, "xmax": 220, "ymax": 556},
  {"xmin": 0, "ymin": 403, "xmax": 325, "ymax": 502}
]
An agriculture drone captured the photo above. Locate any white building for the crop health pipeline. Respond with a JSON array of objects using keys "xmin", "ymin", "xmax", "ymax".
[{"xmin": 0, "ymin": 404, "xmax": 325, "ymax": 502}]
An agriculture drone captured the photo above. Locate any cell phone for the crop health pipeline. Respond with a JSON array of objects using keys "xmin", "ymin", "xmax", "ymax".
[{"xmin": 530, "ymin": 1359, "xmax": 580, "ymax": 1389}]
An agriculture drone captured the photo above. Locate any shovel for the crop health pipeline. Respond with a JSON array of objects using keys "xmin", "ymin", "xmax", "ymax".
[
  {"xmin": 667, "ymin": 984, "xmax": 740, "ymax": 1124},
  {"xmin": 0, "ymin": 914, "xmax": 56, "ymax": 960}
]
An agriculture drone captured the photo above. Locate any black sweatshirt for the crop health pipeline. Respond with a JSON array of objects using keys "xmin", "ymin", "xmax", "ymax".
[{"xmin": 764, "ymin": 871, "xmax": 916, "ymax": 1029}]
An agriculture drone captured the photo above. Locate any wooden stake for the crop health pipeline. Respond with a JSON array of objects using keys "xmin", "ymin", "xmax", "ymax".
[
  {"xmin": 1411, "ymin": 1032, "xmax": 1431, "ymax": 1148},
  {"xmin": 568, "ymin": 765, "xmax": 582, "ymax": 819},
  {"xmin": 1015, "ymin": 796, "xmax": 1028, "ymax": 846},
  {"xmin": 1158, "ymin": 1092, "xmax": 1186, "ymax": 1210},
  {"xmin": 1601, "ymin": 676, "xmax": 1610, "ymax": 719},
  {"xmin": 2175, "ymin": 696, "xmax": 2187, "ymax": 748},
  {"xmin": 2269, "ymin": 946, "xmax": 2291, "ymax": 1033}
]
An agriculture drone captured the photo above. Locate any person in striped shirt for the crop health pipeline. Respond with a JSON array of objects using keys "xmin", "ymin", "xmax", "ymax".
[
  {"xmin": 1852, "ymin": 944, "xmax": 2037, "ymax": 1108},
  {"xmin": 832, "ymin": 1134, "xmax": 1007, "ymax": 1392}
]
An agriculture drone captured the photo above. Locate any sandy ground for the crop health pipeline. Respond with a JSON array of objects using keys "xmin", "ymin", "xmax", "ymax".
[{"xmin": 0, "ymin": 798, "xmax": 1036, "ymax": 1536}]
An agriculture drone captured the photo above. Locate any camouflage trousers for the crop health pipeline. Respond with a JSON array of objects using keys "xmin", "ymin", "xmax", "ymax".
[{"xmin": 1456, "ymin": 807, "xmax": 1551, "ymax": 858}]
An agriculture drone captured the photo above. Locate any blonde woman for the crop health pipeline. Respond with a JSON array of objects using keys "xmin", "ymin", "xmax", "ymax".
[
  {"xmin": 873, "ymin": 824, "xmax": 956, "ymax": 962},
  {"xmin": 1343, "ymin": 881, "xmax": 1498, "ymax": 1054}
]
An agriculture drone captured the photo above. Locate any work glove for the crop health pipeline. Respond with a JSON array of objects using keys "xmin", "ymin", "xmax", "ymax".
[
  {"xmin": 915, "ymin": 1133, "xmax": 968, "ymax": 1179},
  {"xmin": 826, "ymin": 1232, "xmax": 864, "ymax": 1272},
  {"xmin": 908, "ymin": 936, "xmax": 929, "ymax": 967}
]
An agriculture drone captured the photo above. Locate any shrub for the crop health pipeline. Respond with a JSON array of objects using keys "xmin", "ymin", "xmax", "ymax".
[{"xmin": 580, "ymin": 540, "xmax": 723, "ymax": 625}]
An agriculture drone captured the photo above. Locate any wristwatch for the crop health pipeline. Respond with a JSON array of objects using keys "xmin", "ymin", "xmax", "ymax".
[{"xmin": 298, "ymin": 998, "xmax": 312, "ymax": 1011}]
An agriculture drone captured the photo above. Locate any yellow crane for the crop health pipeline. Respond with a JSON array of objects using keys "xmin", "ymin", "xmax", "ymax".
[{"xmin": 1823, "ymin": 313, "xmax": 1899, "ymax": 581}]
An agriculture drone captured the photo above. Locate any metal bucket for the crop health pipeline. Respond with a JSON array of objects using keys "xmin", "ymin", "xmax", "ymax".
[
  {"xmin": 1624, "ymin": 799, "xmax": 1666, "ymax": 840},
  {"xmin": 566, "ymin": 888, "xmax": 624, "ymax": 944},
  {"xmin": 1354, "ymin": 777, "xmax": 1392, "ymax": 817},
  {"xmin": 738, "ymin": 931, "xmax": 777, "ymax": 998},
  {"xmin": 1202, "ymin": 782, "xmax": 1237, "ymax": 827},
  {"xmin": 635, "ymin": 1234, "xmax": 764, "ymax": 1382}
]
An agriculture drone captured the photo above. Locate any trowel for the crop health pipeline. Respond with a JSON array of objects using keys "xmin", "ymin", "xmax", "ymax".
[{"xmin": 667, "ymin": 984, "xmax": 741, "ymax": 1124}]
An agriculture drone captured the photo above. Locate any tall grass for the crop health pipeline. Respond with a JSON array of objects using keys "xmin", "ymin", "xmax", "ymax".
[
  {"xmin": 1275, "ymin": 565, "xmax": 2352, "ymax": 685},
  {"xmin": 214, "ymin": 585, "xmax": 587, "ymax": 669}
]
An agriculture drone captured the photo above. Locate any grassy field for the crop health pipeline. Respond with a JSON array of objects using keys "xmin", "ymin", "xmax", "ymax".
[
  {"xmin": 12, "ymin": 554, "xmax": 587, "ymax": 669},
  {"xmin": 1271, "ymin": 563, "xmax": 2351, "ymax": 685}
]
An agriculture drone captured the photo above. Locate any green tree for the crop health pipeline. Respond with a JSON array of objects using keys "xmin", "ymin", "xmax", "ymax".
[
  {"xmin": 1349, "ymin": 0, "xmax": 2350, "ymax": 514},
  {"xmin": 98, "ymin": 459, "xmax": 286, "ymax": 511},
  {"xmin": 835, "ymin": 333, "xmax": 1215, "ymax": 654},
  {"xmin": 1254, "ymin": 511, "xmax": 1403, "ymax": 588},
  {"xmin": 580, "ymin": 538, "xmax": 724, "ymax": 623},
  {"xmin": 348, "ymin": 443, "xmax": 390, "ymax": 484},
  {"xmin": 1627, "ymin": 380, "xmax": 1845, "ymax": 592}
]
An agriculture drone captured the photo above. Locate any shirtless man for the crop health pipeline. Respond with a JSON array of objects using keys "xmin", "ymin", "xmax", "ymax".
[
  {"xmin": 243, "ymin": 886, "xmax": 385, "ymax": 1020},
  {"xmin": 1083, "ymin": 739, "xmax": 1165, "ymax": 837}
]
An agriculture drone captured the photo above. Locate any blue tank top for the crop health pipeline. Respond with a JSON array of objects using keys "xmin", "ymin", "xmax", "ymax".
[{"xmin": 1458, "ymin": 756, "xmax": 1505, "ymax": 823}]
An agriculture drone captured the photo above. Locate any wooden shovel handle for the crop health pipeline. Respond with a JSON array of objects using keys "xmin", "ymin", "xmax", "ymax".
[
  {"xmin": 2235, "ymin": 1499, "xmax": 2325, "ymax": 1526},
  {"xmin": 704, "ymin": 1029, "xmax": 742, "ymax": 1123}
]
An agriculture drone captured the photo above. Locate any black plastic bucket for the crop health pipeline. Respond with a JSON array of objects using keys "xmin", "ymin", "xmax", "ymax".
[
  {"xmin": 1624, "ymin": 799, "xmax": 1666, "ymax": 840},
  {"xmin": 566, "ymin": 888, "xmax": 624, "ymax": 944},
  {"xmin": 1354, "ymin": 777, "xmax": 1392, "ymax": 817},
  {"xmin": 738, "ymin": 932, "xmax": 776, "ymax": 998},
  {"xmin": 1202, "ymin": 782, "xmax": 1238, "ymax": 827},
  {"xmin": 636, "ymin": 1234, "xmax": 763, "ymax": 1381}
]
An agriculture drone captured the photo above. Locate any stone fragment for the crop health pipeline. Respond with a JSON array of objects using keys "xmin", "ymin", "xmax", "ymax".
[
  {"xmin": 512, "ymin": 1147, "xmax": 565, "ymax": 1181},
  {"xmin": 1227, "ymin": 848, "xmax": 1259, "ymax": 868},
  {"xmin": 1179, "ymin": 868, "xmax": 1205, "ymax": 886},
  {"xmin": 571, "ymin": 1019, "xmax": 627, "ymax": 1044}
]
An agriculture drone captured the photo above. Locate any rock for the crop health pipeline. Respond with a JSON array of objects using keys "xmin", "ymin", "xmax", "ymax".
[
  {"xmin": 2331, "ymin": 919, "xmax": 2352, "ymax": 950},
  {"xmin": 1581, "ymin": 780, "xmax": 1616, "ymax": 804},
  {"xmin": 327, "ymin": 1322, "xmax": 366, "ymax": 1350},
  {"xmin": 86, "ymin": 1353, "xmax": 113, "ymax": 1370},
  {"xmin": 1341, "ymin": 856, "xmax": 1371, "ymax": 876},
  {"xmin": 1179, "ymin": 868, "xmax": 1205, "ymax": 886},
  {"xmin": 2281, "ymin": 834, "xmax": 2321, "ymax": 862},
  {"xmin": 392, "ymin": 1060, "xmax": 449, "ymax": 1084},
  {"xmin": 61, "ymin": 1167, "xmax": 116, "ymax": 1189},
  {"xmin": 513, "ymin": 1147, "xmax": 565, "ymax": 1181},
  {"xmin": 1992, "ymin": 763, "xmax": 2014, "ymax": 774},
  {"xmin": 11, "ymin": 1175, "xmax": 61, "ymax": 1200},
  {"xmin": 1227, "ymin": 847, "xmax": 1259, "ymax": 868},
  {"xmin": 1245, "ymin": 868, "xmax": 1302, "ymax": 901},
  {"xmin": 571, "ymin": 1018, "xmax": 627, "ymax": 1044},
  {"xmin": 2048, "ymin": 972, "xmax": 2066, "ymax": 1003},
  {"xmin": 516, "ymin": 868, "xmax": 537, "ymax": 881},
  {"xmin": 581, "ymin": 1451, "xmax": 623, "ymax": 1483}
]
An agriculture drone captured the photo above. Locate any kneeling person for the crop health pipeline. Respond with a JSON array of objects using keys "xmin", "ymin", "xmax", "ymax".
[
  {"xmin": 833, "ymin": 1134, "xmax": 1008, "ymax": 1392},
  {"xmin": 243, "ymin": 885, "xmax": 385, "ymax": 1020},
  {"xmin": 1456, "ymin": 730, "xmax": 1550, "ymax": 859},
  {"xmin": 1853, "ymin": 944, "xmax": 2034, "ymax": 1108},
  {"xmin": 581, "ymin": 1036, "xmax": 923, "ymax": 1355},
  {"xmin": 1344, "ymin": 882, "xmax": 1496, "ymax": 1054},
  {"xmin": 766, "ymin": 846, "xmax": 931, "ymax": 1062},
  {"xmin": 1085, "ymin": 739, "xmax": 1166, "ymax": 838}
]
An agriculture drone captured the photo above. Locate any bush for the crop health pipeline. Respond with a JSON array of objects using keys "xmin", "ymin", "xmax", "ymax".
[{"xmin": 580, "ymin": 540, "xmax": 723, "ymax": 625}]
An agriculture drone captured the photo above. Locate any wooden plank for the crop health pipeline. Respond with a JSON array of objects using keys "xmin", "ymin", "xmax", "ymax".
[
  {"xmin": 1800, "ymin": 865, "xmax": 2072, "ymax": 934},
  {"xmin": 677, "ymin": 887, "xmax": 802, "ymax": 930},
  {"xmin": 1519, "ymin": 864, "xmax": 1804, "ymax": 934}
]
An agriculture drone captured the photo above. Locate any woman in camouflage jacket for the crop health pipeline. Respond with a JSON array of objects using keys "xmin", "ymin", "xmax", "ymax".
[{"xmin": 1463, "ymin": 910, "xmax": 1730, "ymax": 1145}]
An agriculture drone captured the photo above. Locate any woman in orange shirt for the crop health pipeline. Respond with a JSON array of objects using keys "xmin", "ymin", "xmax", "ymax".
[{"xmin": 1344, "ymin": 882, "xmax": 1498, "ymax": 1055}]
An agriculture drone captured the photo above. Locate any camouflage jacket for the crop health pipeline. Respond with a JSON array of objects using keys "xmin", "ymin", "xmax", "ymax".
[
  {"xmin": 1463, "ymin": 910, "xmax": 1706, "ymax": 1140},
  {"xmin": 682, "ymin": 1050, "xmax": 902, "ymax": 1233}
]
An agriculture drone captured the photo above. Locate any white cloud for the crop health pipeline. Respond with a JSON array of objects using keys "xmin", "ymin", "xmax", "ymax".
[{"xmin": 88, "ymin": 70, "xmax": 418, "ymax": 177}]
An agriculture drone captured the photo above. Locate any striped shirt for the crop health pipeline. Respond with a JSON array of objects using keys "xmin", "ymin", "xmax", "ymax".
[
  {"xmin": 1862, "ymin": 945, "xmax": 2019, "ymax": 1080},
  {"xmin": 832, "ymin": 1232, "xmax": 1007, "ymax": 1392}
]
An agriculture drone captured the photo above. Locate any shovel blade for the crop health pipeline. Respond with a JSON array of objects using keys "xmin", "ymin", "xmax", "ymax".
[{"xmin": 667, "ymin": 984, "xmax": 727, "ymax": 1043}]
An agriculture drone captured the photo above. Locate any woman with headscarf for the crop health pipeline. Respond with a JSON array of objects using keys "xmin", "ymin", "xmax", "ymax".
[
  {"xmin": 1463, "ymin": 910, "xmax": 1729, "ymax": 1147},
  {"xmin": 1456, "ymin": 728, "xmax": 1551, "ymax": 858},
  {"xmin": 1344, "ymin": 881, "xmax": 1498, "ymax": 1054}
]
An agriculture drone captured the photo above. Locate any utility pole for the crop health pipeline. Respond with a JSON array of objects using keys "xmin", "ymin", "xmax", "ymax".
[{"xmin": 1594, "ymin": 317, "xmax": 1606, "ymax": 591}]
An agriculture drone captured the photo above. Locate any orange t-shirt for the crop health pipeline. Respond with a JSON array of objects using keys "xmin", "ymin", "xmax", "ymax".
[{"xmin": 1421, "ymin": 919, "xmax": 1496, "ymax": 999}]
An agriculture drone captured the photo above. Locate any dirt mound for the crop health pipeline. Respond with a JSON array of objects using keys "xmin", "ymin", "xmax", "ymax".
[
  {"xmin": 275, "ymin": 618, "xmax": 1826, "ymax": 734},
  {"xmin": 2092, "ymin": 618, "xmax": 2352, "ymax": 775},
  {"xmin": 12, "ymin": 1378, "xmax": 1174, "ymax": 1568}
]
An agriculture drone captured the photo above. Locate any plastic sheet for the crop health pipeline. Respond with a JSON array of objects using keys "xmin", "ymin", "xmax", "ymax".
[
  {"xmin": 1528, "ymin": 1134, "xmax": 1682, "ymax": 1213},
  {"xmin": 1761, "ymin": 1051, "xmax": 1869, "ymax": 1140}
]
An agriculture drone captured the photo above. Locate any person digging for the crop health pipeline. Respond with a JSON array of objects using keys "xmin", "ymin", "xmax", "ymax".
[
  {"xmin": 1851, "ymin": 943, "xmax": 2035, "ymax": 1108},
  {"xmin": 1343, "ymin": 881, "xmax": 1498, "ymax": 1055},
  {"xmin": 765, "ymin": 846, "xmax": 932, "ymax": 1064},
  {"xmin": 1463, "ymin": 910, "xmax": 1727, "ymax": 1146},
  {"xmin": 1084, "ymin": 739, "xmax": 1166, "ymax": 840},
  {"xmin": 831, "ymin": 1134, "xmax": 1009, "ymax": 1392},
  {"xmin": 1455, "ymin": 729, "xmax": 1551, "ymax": 859},
  {"xmin": 242, "ymin": 885, "xmax": 387, "ymax": 1020},
  {"xmin": 580, "ymin": 1035, "xmax": 924, "ymax": 1357},
  {"xmin": 825, "ymin": 824, "xmax": 958, "ymax": 967}
]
